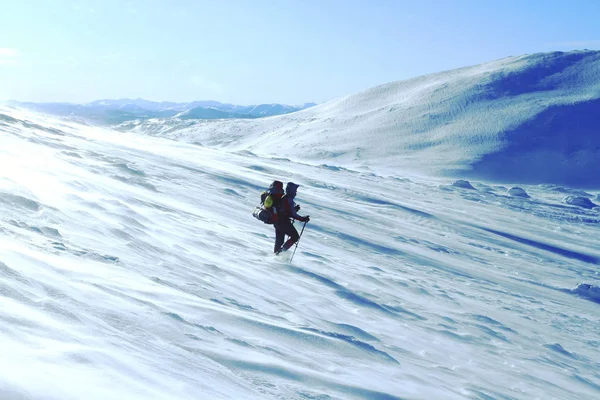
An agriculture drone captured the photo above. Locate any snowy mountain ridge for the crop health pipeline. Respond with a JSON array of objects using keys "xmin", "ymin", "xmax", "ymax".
[
  {"xmin": 5, "ymin": 99, "xmax": 317, "ymax": 125},
  {"xmin": 126, "ymin": 50, "xmax": 600, "ymax": 188}
]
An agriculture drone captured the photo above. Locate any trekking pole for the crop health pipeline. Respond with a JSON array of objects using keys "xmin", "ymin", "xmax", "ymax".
[{"xmin": 290, "ymin": 220, "xmax": 308, "ymax": 263}]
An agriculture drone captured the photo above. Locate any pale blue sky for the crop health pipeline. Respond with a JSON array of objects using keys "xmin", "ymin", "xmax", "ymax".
[{"xmin": 1, "ymin": 0, "xmax": 599, "ymax": 105}]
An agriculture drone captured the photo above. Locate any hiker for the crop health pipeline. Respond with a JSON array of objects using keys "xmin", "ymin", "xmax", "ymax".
[{"xmin": 274, "ymin": 182, "xmax": 310, "ymax": 254}]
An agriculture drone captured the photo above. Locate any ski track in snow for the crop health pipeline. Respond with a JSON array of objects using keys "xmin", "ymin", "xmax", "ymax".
[{"xmin": 1, "ymin": 108, "xmax": 600, "ymax": 399}]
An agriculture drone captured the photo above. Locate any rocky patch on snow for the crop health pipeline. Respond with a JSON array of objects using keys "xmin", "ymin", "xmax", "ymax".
[
  {"xmin": 563, "ymin": 196, "xmax": 596, "ymax": 209},
  {"xmin": 507, "ymin": 187, "xmax": 530, "ymax": 198}
]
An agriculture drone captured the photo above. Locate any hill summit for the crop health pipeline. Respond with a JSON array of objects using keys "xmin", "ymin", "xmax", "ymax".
[{"xmin": 139, "ymin": 51, "xmax": 600, "ymax": 188}]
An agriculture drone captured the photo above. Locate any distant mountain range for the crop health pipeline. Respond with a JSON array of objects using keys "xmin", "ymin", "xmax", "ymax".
[{"xmin": 5, "ymin": 99, "xmax": 317, "ymax": 125}]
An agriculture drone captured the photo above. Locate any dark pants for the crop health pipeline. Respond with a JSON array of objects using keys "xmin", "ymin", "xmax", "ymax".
[{"xmin": 274, "ymin": 218, "xmax": 300, "ymax": 253}]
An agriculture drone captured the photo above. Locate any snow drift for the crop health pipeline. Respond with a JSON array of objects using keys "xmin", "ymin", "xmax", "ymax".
[{"xmin": 126, "ymin": 50, "xmax": 600, "ymax": 188}]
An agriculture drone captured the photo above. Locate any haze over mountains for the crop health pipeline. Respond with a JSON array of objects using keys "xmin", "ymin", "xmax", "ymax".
[
  {"xmin": 6, "ymin": 98, "xmax": 317, "ymax": 125},
  {"xmin": 121, "ymin": 50, "xmax": 600, "ymax": 188}
]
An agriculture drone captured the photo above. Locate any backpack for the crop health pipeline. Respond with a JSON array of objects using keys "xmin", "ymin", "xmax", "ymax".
[{"xmin": 252, "ymin": 180, "xmax": 284, "ymax": 224}]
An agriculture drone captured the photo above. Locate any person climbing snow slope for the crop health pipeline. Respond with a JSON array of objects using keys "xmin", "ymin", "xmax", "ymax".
[{"xmin": 274, "ymin": 182, "xmax": 310, "ymax": 254}]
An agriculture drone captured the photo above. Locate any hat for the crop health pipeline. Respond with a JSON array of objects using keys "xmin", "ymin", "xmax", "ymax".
[
  {"xmin": 269, "ymin": 180, "xmax": 284, "ymax": 195},
  {"xmin": 286, "ymin": 182, "xmax": 299, "ymax": 195}
]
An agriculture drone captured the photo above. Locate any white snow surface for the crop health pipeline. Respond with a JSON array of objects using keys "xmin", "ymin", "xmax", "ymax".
[
  {"xmin": 120, "ymin": 50, "xmax": 600, "ymax": 187},
  {"xmin": 1, "ymin": 107, "xmax": 599, "ymax": 399}
]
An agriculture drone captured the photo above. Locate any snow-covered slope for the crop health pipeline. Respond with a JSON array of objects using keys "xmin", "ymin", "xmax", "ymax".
[
  {"xmin": 1, "ymin": 107, "xmax": 599, "ymax": 399},
  {"xmin": 127, "ymin": 51, "xmax": 600, "ymax": 188}
]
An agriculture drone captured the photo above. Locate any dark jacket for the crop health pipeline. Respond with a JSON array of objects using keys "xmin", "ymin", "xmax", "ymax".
[{"xmin": 278, "ymin": 195, "xmax": 302, "ymax": 221}]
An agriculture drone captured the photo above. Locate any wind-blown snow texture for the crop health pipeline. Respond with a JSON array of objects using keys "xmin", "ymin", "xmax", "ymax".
[
  {"xmin": 1, "ymin": 105, "xmax": 599, "ymax": 400},
  {"xmin": 124, "ymin": 50, "xmax": 600, "ymax": 187}
]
